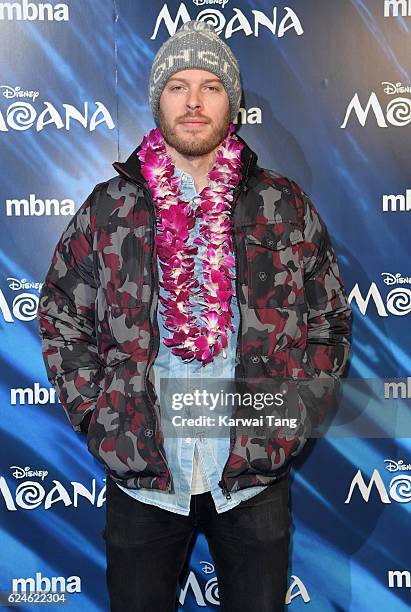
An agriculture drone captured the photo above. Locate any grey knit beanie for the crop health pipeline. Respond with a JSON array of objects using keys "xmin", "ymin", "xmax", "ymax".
[{"xmin": 149, "ymin": 20, "xmax": 242, "ymax": 124}]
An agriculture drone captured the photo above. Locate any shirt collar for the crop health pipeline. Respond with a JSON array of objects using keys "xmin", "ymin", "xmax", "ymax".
[{"xmin": 173, "ymin": 166, "xmax": 195, "ymax": 186}]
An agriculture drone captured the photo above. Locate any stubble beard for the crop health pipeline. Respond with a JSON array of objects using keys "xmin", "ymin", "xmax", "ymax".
[{"xmin": 158, "ymin": 107, "xmax": 231, "ymax": 157}]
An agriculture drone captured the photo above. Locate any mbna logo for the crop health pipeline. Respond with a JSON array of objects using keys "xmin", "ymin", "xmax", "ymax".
[{"xmin": 0, "ymin": 1, "xmax": 69, "ymax": 21}]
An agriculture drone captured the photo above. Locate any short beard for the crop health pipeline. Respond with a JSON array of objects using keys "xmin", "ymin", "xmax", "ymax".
[{"xmin": 158, "ymin": 107, "xmax": 231, "ymax": 158}]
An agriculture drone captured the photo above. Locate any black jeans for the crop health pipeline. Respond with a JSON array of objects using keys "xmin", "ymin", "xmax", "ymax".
[{"xmin": 103, "ymin": 474, "xmax": 291, "ymax": 612}]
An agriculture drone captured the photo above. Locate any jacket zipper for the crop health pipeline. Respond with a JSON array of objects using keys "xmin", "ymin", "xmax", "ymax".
[
  {"xmin": 218, "ymin": 480, "xmax": 232, "ymax": 500},
  {"xmin": 129, "ymin": 179, "xmax": 174, "ymax": 494},
  {"xmin": 218, "ymin": 154, "xmax": 254, "ymax": 500}
]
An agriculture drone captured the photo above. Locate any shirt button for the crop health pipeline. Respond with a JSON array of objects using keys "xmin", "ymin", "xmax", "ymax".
[{"xmin": 185, "ymin": 437, "xmax": 192, "ymax": 443}]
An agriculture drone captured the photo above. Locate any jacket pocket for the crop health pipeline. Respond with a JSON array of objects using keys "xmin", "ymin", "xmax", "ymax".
[
  {"xmin": 106, "ymin": 305, "xmax": 147, "ymax": 363},
  {"xmin": 245, "ymin": 221, "xmax": 305, "ymax": 309},
  {"xmin": 97, "ymin": 224, "xmax": 146, "ymax": 306},
  {"xmin": 85, "ymin": 365, "xmax": 163, "ymax": 481},
  {"xmin": 261, "ymin": 346, "xmax": 313, "ymax": 380}
]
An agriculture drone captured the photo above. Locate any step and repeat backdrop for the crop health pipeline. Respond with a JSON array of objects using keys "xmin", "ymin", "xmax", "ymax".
[{"xmin": 1, "ymin": 1, "xmax": 410, "ymax": 610}]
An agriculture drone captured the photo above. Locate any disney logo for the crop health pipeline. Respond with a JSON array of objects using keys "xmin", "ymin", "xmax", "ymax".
[
  {"xmin": 381, "ymin": 273, "xmax": 411, "ymax": 286},
  {"xmin": 384, "ymin": 459, "xmax": 411, "ymax": 472},
  {"xmin": 10, "ymin": 466, "xmax": 49, "ymax": 480},
  {"xmin": 0, "ymin": 85, "xmax": 39, "ymax": 102},
  {"xmin": 200, "ymin": 561, "xmax": 215, "ymax": 574},
  {"xmin": 7, "ymin": 277, "xmax": 43, "ymax": 292},
  {"xmin": 382, "ymin": 81, "xmax": 411, "ymax": 95},
  {"xmin": 193, "ymin": 0, "xmax": 230, "ymax": 7}
]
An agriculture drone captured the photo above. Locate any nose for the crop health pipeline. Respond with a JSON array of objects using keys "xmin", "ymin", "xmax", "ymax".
[
  {"xmin": 186, "ymin": 88, "xmax": 202, "ymax": 113},
  {"xmin": 187, "ymin": 102, "xmax": 201, "ymax": 112}
]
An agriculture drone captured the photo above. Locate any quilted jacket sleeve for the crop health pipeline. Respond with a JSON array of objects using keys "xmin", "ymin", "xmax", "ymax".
[
  {"xmin": 36, "ymin": 187, "xmax": 105, "ymax": 435},
  {"xmin": 290, "ymin": 179, "xmax": 353, "ymax": 430}
]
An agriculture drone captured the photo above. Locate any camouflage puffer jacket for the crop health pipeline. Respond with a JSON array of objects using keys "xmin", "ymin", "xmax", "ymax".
[{"xmin": 37, "ymin": 134, "xmax": 352, "ymax": 495}]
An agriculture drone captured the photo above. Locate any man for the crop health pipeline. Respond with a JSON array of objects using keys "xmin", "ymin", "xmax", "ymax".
[{"xmin": 37, "ymin": 20, "xmax": 352, "ymax": 612}]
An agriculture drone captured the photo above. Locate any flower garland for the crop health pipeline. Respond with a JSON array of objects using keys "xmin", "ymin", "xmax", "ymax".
[{"xmin": 137, "ymin": 122, "xmax": 244, "ymax": 366}]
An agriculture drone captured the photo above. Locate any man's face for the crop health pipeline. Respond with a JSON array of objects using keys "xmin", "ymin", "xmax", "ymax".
[{"xmin": 158, "ymin": 69, "xmax": 231, "ymax": 157}]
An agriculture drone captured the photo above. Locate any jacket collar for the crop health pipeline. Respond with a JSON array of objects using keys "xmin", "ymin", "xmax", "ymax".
[{"xmin": 112, "ymin": 131, "xmax": 258, "ymax": 189}]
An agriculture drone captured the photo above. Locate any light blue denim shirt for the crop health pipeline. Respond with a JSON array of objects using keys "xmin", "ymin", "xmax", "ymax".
[{"xmin": 117, "ymin": 167, "xmax": 267, "ymax": 515}]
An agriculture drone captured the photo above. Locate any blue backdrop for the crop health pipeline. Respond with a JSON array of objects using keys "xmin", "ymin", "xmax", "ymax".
[{"xmin": 1, "ymin": 1, "xmax": 410, "ymax": 610}]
